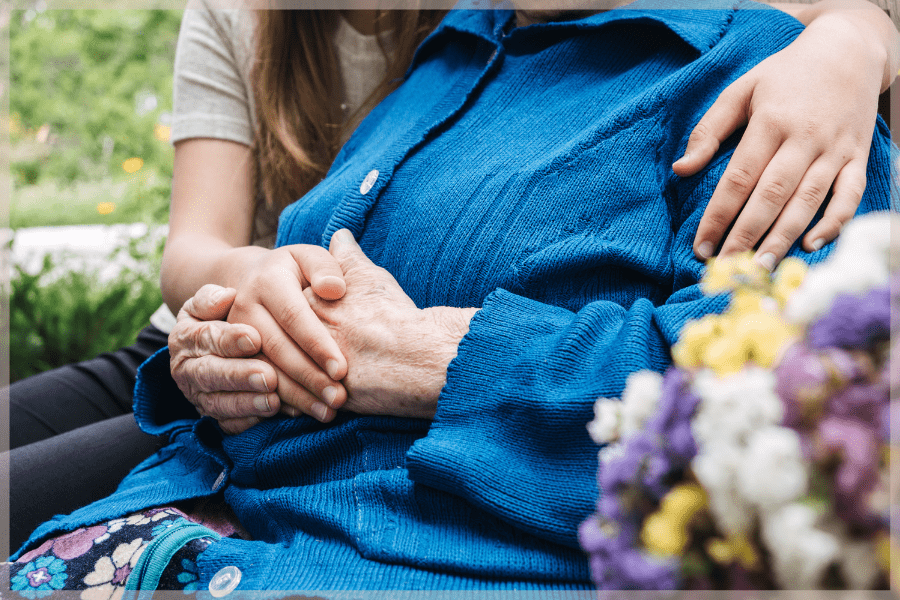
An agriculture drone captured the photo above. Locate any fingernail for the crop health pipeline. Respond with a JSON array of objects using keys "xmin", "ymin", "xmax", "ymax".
[
  {"xmin": 810, "ymin": 238, "xmax": 826, "ymax": 251},
  {"xmin": 319, "ymin": 275, "xmax": 344, "ymax": 289},
  {"xmin": 326, "ymin": 359, "xmax": 340, "ymax": 380},
  {"xmin": 756, "ymin": 252, "xmax": 776, "ymax": 272},
  {"xmin": 238, "ymin": 336, "xmax": 256, "ymax": 353},
  {"xmin": 316, "ymin": 276, "xmax": 345, "ymax": 300},
  {"xmin": 249, "ymin": 373, "xmax": 268, "ymax": 393},
  {"xmin": 311, "ymin": 402, "xmax": 329, "ymax": 421},
  {"xmin": 254, "ymin": 394, "xmax": 271, "ymax": 412},
  {"xmin": 697, "ymin": 241, "xmax": 714, "ymax": 260},
  {"xmin": 337, "ymin": 229, "xmax": 359, "ymax": 247},
  {"xmin": 322, "ymin": 386, "xmax": 338, "ymax": 406},
  {"xmin": 673, "ymin": 153, "xmax": 690, "ymax": 166}
]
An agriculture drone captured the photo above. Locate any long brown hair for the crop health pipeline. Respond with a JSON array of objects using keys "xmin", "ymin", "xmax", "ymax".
[{"xmin": 251, "ymin": 10, "xmax": 445, "ymax": 238}]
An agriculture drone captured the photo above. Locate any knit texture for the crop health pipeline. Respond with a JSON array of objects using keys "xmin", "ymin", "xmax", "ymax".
[{"xmin": 16, "ymin": 0, "xmax": 896, "ymax": 593}]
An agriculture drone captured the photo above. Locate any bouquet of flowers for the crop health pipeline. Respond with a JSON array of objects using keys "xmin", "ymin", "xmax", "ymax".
[{"xmin": 579, "ymin": 211, "xmax": 898, "ymax": 590}]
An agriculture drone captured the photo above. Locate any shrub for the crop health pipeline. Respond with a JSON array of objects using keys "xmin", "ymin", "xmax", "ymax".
[{"xmin": 7, "ymin": 234, "xmax": 165, "ymax": 383}]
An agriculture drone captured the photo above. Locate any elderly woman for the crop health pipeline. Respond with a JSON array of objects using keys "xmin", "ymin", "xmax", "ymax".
[{"xmin": 11, "ymin": 0, "xmax": 896, "ymax": 594}]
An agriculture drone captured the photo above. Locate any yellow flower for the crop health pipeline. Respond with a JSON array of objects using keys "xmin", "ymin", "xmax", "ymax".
[
  {"xmin": 702, "ymin": 334, "xmax": 750, "ymax": 376},
  {"xmin": 702, "ymin": 252, "xmax": 767, "ymax": 294},
  {"xmin": 122, "ymin": 157, "xmax": 144, "ymax": 173},
  {"xmin": 875, "ymin": 531, "xmax": 893, "ymax": 583},
  {"xmin": 96, "ymin": 202, "xmax": 115, "ymax": 215},
  {"xmin": 660, "ymin": 483, "xmax": 707, "ymax": 527},
  {"xmin": 729, "ymin": 290, "xmax": 765, "ymax": 317},
  {"xmin": 706, "ymin": 534, "xmax": 759, "ymax": 570},
  {"xmin": 701, "ymin": 254, "xmax": 740, "ymax": 294},
  {"xmin": 772, "ymin": 257, "xmax": 808, "ymax": 307},
  {"xmin": 733, "ymin": 310, "xmax": 798, "ymax": 368},
  {"xmin": 641, "ymin": 511, "xmax": 689, "ymax": 557},
  {"xmin": 154, "ymin": 123, "xmax": 171, "ymax": 142},
  {"xmin": 673, "ymin": 316, "xmax": 721, "ymax": 368}
]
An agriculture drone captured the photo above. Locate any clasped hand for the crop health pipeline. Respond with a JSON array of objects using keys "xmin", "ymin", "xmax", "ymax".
[{"xmin": 170, "ymin": 229, "xmax": 475, "ymax": 433}]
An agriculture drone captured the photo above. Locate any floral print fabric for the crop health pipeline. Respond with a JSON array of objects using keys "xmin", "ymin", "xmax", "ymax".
[{"xmin": 6, "ymin": 503, "xmax": 242, "ymax": 599}]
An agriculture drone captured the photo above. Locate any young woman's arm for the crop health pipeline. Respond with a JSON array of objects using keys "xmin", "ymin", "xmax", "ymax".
[
  {"xmin": 162, "ymin": 138, "xmax": 349, "ymax": 429},
  {"xmin": 680, "ymin": 0, "xmax": 898, "ymax": 269}
]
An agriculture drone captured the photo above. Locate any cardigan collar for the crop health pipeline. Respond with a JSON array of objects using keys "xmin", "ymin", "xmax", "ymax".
[{"xmin": 410, "ymin": 0, "xmax": 751, "ymax": 74}]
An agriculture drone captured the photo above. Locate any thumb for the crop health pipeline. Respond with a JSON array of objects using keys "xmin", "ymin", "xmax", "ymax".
[
  {"xmin": 180, "ymin": 284, "xmax": 236, "ymax": 321},
  {"xmin": 328, "ymin": 229, "xmax": 372, "ymax": 274}
]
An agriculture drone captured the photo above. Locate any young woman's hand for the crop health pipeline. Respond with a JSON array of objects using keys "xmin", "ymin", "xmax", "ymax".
[
  {"xmin": 224, "ymin": 244, "xmax": 351, "ymax": 423},
  {"xmin": 676, "ymin": 4, "xmax": 894, "ymax": 271},
  {"xmin": 169, "ymin": 284, "xmax": 280, "ymax": 435}
]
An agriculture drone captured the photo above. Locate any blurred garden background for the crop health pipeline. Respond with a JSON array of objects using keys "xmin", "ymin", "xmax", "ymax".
[{"xmin": 6, "ymin": 8, "xmax": 182, "ymax": 382}]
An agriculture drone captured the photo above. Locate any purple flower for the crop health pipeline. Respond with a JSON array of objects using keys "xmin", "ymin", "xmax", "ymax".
[
  {"xmin": 808, "ymin": 286, "xmax": 890, "ymax": 350},
  {"xmin": 645, "ymin": 367, "xmax": 700, "ymax": 463},
  {"xmin": 826, "ymin": 380, "xmax": 888, "ymax": 431},
  {"xmin": 775, "ymin": 343, "xmax": 831, "ymax": 426},
  {"xmin": 818, "ymin": 416, "xmax": 880, "ymax": 527}
]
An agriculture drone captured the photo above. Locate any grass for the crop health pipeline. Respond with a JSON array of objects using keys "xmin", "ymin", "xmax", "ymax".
[{"xmin": 10, "ymin": 171, "xmax": 170, "ymax": 229}]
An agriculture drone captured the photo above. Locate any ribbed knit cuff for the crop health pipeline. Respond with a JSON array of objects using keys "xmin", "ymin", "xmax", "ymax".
[
  {"xmin": 407, "ymin": 288, "xmax": 601, "ymax": 548},
  {"xmin": 133, "ymin": 347, "xmax": 202, "ymax": 438}
]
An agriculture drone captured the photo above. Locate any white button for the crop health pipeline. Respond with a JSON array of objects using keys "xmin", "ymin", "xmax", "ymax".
[
  {"xmin": 211, "ymin": 469, "xmax": 226, "ymax": 491},
  {"xmin": 209, "ymin": 566, "xmax": 241, "ymax": 597},
  {"xmin": 360, "ymin": 169, "xmax": 379, "ymax": 195}
]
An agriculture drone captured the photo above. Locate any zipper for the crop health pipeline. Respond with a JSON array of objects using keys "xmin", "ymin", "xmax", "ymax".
[{"xmin": 125, "ymin": 521, "xmax": 221, "ymax": 594}]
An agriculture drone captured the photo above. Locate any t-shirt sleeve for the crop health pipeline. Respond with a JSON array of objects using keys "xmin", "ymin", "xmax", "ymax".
[
  {"xmin": 170, "ymin": 1, "xmax": 254, "ymax": 146},
  {"xmin": 404, "ymin": 118, "xmax": 896, "ymax": 549}
]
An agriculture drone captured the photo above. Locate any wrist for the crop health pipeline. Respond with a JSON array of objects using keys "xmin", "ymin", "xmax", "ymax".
[
  {"xmin": 413, "ymin": 306, "xmax": 479, "ymax": 415},
  {"xmin": 216, "ymin": 245, "xmax": 271, "ymax": 291},
  {"xmin": 803, "ymin": 2, "xmax": 897, "ymax": 93}
]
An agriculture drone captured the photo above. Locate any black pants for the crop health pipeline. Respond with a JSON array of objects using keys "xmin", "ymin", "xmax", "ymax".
[{"xmin": 5, "ymin": 324, "xmax": 170, "ymax": 551}]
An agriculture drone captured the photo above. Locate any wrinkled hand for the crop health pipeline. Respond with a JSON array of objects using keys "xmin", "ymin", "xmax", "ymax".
[
  {"xmin": 169, "ymin": 284, "xmax": 279, "ymax": 435},
  {"xmin": 225, "ymin": 244, "xmax": 352, "ymax": 423},
  {"xmin": 303, "ymin": 229, "xmax": 479, "ymax": 419},
  {"xmin": 676, "ymin": 13, "xmax": 883, "ymax": 271}
]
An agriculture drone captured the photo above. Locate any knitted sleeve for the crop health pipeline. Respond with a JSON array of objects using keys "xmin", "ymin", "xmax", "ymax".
[{"xmin": 404, "ymin": 119, "xmax": 896, "ymax": 550}]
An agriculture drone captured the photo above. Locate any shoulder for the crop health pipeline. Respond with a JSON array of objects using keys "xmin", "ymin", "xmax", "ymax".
[{"xmin": 179, "ymin": 0, "xmax": 257, "ymax": 61}]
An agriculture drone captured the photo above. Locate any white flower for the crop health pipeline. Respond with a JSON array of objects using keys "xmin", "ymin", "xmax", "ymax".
[
  {"xmin": 587, "ymin": 398, "xmax": 621, "ymax": 444},
  {"xmin": 597, "ymin": 441, "xmax": 625, "ymax": 465},
  {"xmin": 761, "ymin": 503, "xmax": 840, "ymax": 590},
  {"xmin": 839, "ymin": 540, "xmax": 880, "ymax": 589},
  {"xmin": 786, "ymin": 212, "xmax": 898, "ymax": 324},
  {"xmin": 692, "ymin": 443, "xmax": 752, "ymax": 536},
  {"xmin": 619, "ymin": 370, "xmax": 663, "ymax": 438},
  {"xmin": 737, "ymin": 426, "xmax": 808, "ymax": 509},
  {"xmin": 691, "ymin": 367, "xmax": 782, "ymax": 448}
]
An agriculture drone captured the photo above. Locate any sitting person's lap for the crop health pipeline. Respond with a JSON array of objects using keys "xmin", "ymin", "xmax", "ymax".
[{"xmin": 7, "ymin": 0, "xmax": 897, "ymax": 593}]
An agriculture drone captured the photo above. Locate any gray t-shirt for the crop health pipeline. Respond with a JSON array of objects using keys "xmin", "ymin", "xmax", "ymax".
[{"xmin": 152, "ymin": 4, "xmax": 391, "ymax": 332}]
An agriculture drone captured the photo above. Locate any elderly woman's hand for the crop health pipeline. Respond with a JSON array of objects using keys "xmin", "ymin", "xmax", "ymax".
[
  {"xmin": 169, "ymin": 284, "xmax": 282, "ymax": 434},
  {"xmin": 225, "ymin": 244, "xmax": 351, "ymax": 423},
  {"xmin": 302, "ymin": 229, "xmax": 479, "ymax": 419},
  {"xmin": 676, "ymin": 4, "xmax": 893, "ymax": 271}
]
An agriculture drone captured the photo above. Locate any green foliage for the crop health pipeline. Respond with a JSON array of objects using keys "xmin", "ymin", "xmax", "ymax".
[
  {"xmin": 6, "ymin": 10, "xmax": 182, "ymax": 378},
  {"xmin": 8, "ymin": 234, "xmax": 165, "ymax": 383},
  {"xmin": 10, "ymin": 9, "xmax": 180, "ymax": 218}
]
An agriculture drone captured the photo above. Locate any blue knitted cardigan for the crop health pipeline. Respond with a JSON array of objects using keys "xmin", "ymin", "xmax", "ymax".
[{"xmin": 17, "ymin": 0, "xmax": 896, "ymax": 593}]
